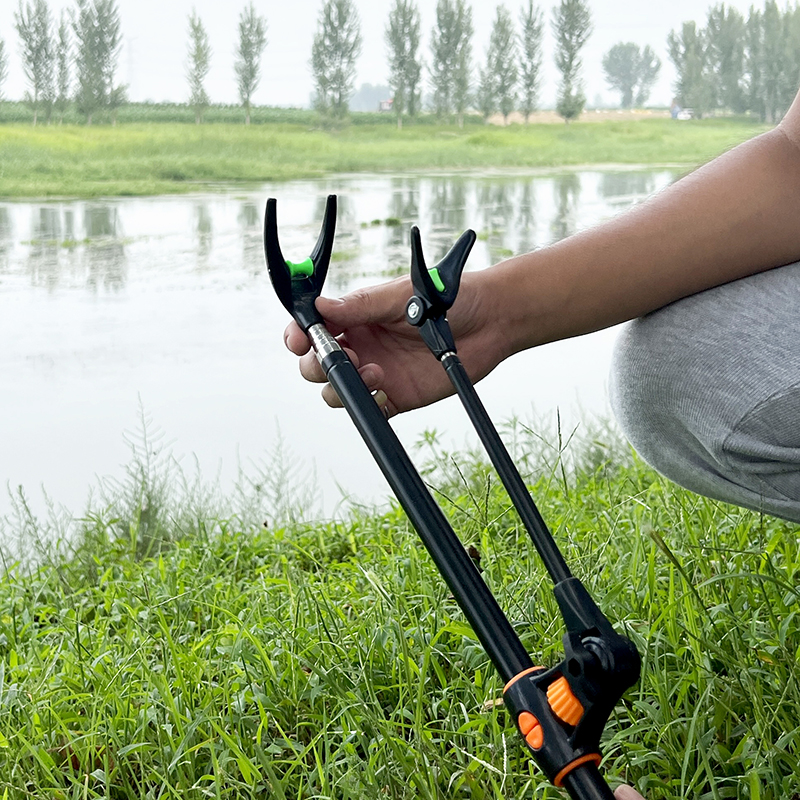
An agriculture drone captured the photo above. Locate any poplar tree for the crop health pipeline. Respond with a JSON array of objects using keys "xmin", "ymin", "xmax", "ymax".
[
  {"xmin": 476, "ymin": 60, "xmax": 496, "ymax": 120},
  {"xmin": 705, "ymin": 3, "xmax": 746, "ymax": 112},
  {"xmin": 55, "ymin": 11, "xmax": 70, "ymax": 122},
  {"xmin": 72, "ymin": 0, "xmax": 102, "ymax": 123},
  {"xmin": 485, "ymin": 5, "xmax": 518, "ymax": 123},
  {"xmin": 187, "ymin": 10, "xmax": 212, "ymax": 124},
  {"xmin": 552, "ymin": 0, "xmax": 592, "ymax": 123},
  {"xmin": 97, "ymin": 0, "xmax": 124, "ymax": 124},
  {"xmin": 451, "ymin": 0, "xmax": 473, "ymax": 127},
  {"xmin": 518, "ymin": 0, "xmax": 544, "ymax": 122},
  {"xmin": 667, "ymin": 21, "xmax": 713, "ymax": 117},
  {"xmin": 0, "ymin": 39, "xmax": 7, "ymax": 101},
  {"xmin": 15, "ymin": 0, "xmax": 55, "ymax": 125},
  {"xmin": 429, "ymin": 0, "xmax": 472, "ymax": 123},
  {"xmin": 235, "ymin": 3, "xmax": 267, "ymax": 125},
  {"xmin": 783, "ymin": 4, "xmax": 800, "ymax": 114},
  {"xmin": 745, "ymin": 7, "xmax": 764, "ymax": 120},
  {"xmin": 73, "ymin": 0, "xmax": 124, "ymax": 124},
  {"xmin": 385, "ymin": 0, "xmax": 422, "ymax": 127},
  {"xmin": 634, "ymin": 45, "xmax": 661, "ymax": 106},
  {"xmin": 311, "ymin": 0, "xmax": 362, "ymax": 119},
  {"xmin": 602, "ymin": 42, "xmax": 660, "ymax": 108}
]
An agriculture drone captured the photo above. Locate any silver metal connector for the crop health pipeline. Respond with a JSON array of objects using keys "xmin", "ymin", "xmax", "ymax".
[{"xmin": 308, "ymin": 323, "xmax": 343, "ymax": 363}]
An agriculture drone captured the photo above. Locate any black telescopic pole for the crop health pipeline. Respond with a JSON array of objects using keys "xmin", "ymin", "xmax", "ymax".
[
  {"xmin": 562, "ymin": 764, "xmax": 617, "ymax": 800},
  {"xmin": 310, "ymin": 327, "xmax": 533, "ymax": 684},
  {"xmin": 441, "ymin": 353, "xmax": 573, "ymax": 586}
]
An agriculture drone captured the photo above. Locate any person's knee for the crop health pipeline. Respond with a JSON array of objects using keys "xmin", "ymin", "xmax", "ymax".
[
  {"xmin": 610, "ymin": 300, "xmax": 800, "ymax": 521},
  {"xmin": 609, "ymin": 308, "xmax": 718, "ymax": 474},
  {"xmin": 720, "ymin": 382, "xmax": 800, "ymax": 504}
]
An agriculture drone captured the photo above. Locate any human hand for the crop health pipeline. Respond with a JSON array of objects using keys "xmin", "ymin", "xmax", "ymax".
[
  {"xmin": 614, "ymin": 785, "xmax": 646, "ymax": 800},
  {"xmin": 283, "ymin": 271, "xmax": 506, "ymax": 418}
]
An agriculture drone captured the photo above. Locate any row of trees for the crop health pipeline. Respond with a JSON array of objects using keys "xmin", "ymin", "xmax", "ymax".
[
  {"xmin": 668, "ymin": 1, "xmax": 800, "ymax": 121},
  {"xmin": 4, "ymin": 0, "xmax": 799, "ymax": 127},
  {"xmin": 322, "ymin": 0, "xmax": 596, "ymax": 126},
  {"xmin": 5, "ymin": 0, "xmax": 123, "ymax": 124},
  {"xmin": 1, "ymin": 0, "xmax": 596, "ymax": 126}
]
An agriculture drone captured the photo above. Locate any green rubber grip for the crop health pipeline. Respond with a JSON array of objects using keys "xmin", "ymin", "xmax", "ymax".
[
  {"xmin": 428, "ymin": 267, "xmax": 445, "ymax": 292},
  {"xmin": 287, "ymin": 257, "xmax": 314, "ymax": 279}
]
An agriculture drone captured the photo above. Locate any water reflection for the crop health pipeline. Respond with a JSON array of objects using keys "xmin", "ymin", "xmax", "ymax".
[
  {"xmin": 85, "ymin": 205, "xmax": 126, "ymax": 292},
  {"xmin": 516, "ymin": 181, "xmax": 537, "ymax": 254},
  {"xmin": 195, "ymin": 203, "xmax": 212, "ymax": 264},
  {"xmin": 430, "ymin": 178, "xmax": 467, "ymax": 259},
  {"xmin": 551, "ymin": 173, "xmax": 581, "ymax": 242},
  {"xmin": 599, "ymin": 172, "xmax": 656, "ymax": 203},
  {"xmin": 2, "ymin": 169, "xmax": 680, "ymax": 523},
  {"xmin": 478, "ymin": 181, "xmax": 516, "ymax": 262},
  {"xmin": 318, "ymin": 194, "xmax": 361, "ymax": 293},
  {"xmin": 3, "ymin": 169, "xmax": 678, "ymax": 297},
  {"xmin": 0, "ymin": 208, "xmax": 11, "ymax": 273},
  {"xmin": 381, "ymin": 182, "xmax": 418, "ymax": 273},
  {"xmin": 238, "ymin": 201, "xmax": 262, "ymax": 274},
  {"xmin": 27, "ymin": 207, "xmax": 61, "ymax": 289}
]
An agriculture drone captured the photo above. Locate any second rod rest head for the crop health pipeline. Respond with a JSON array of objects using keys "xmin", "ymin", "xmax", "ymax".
[
  {"xmin": 408, "ymin": 226, "xmax": 477, "ymax": 320},
  {"xmin": 405, "ymin": 226, "xmax": 477, "ymax": 359}
]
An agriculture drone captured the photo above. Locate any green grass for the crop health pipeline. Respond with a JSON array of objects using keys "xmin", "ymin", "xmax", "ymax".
[
  {"xmin": 0, "ymin": 116, "xmax": 771, "ymax": 198},
  {"xmin": 0, "ymin": 422, "xmax": 797, "ymax": 799}
]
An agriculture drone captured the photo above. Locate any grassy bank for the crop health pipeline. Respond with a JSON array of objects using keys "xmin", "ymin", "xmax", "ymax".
[
  {"xmin": 0, "ymin": 117, "xmax": 770, "ymax": 198},
  {"xmin": 0, "ymin": 427, "xmax": 798, "ymax": 799}
]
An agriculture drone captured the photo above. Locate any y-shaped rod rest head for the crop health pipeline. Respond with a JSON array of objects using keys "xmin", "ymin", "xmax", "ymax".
[{"xmin": 264, "ymin": 194, "xmax": 337, "ymax": 331}]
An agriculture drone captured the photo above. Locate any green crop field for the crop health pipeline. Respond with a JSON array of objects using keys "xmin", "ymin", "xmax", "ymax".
[{"xmin": 0, "ymin": 114, "xmax": 770, "ymax": 198}]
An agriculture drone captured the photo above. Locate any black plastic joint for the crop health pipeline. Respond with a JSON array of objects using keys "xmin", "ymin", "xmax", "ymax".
[
  {"xmin": 503, "ymin": 668, "xmax": 601, "ymax": 784},
  {"xmin": 405, "ymin": 295, "xmax": 457, "ymax": 359}
]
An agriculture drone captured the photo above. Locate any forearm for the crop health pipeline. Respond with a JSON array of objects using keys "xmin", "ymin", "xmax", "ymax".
[{"xmin": 489, "ymin": 108, "xmax": 800, "ymax": 357}]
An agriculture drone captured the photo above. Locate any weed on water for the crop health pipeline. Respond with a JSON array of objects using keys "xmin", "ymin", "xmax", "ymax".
[{"xmin": 0, "ymin": 420, "xmax": 797, "ymax": 798}]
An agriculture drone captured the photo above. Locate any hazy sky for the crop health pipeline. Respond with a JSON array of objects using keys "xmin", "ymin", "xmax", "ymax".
[{"xmin": 0, "ymin": 0, "xmax": 761, "ymax": 109}]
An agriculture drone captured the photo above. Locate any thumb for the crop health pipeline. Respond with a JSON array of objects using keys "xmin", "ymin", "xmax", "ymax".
[
  {"xmin": 316, "ymin": 279, "xmax": 410, "ymax": 330},
  {"xmin": 614, "ymin": 786, "xmax": 645, "ymax": 800}
]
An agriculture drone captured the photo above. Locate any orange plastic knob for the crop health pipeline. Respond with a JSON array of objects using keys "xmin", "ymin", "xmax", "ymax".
[
  {"xmin": 547, "ymin": 676, "xmax": 584, "ymax": 727},
  {"xmin": 517, "ymin": 712, "xmax": 544, "ymax": 749},
  {"xmin": 525, "ymin": 724, "xmax": 544, "ymax": 750},
  {"xmin": 518, "ymin": 711, "xmax": 538, "ymax": 736}
]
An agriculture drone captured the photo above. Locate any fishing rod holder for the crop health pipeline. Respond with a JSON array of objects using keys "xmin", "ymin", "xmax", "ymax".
[
  {"xmin": 264, "ymin": 194, "xmax": 336, "ymax": 331},
  {"xmin": 264, "ymin": 194, "xmax": 640, "ymax": 800},
  {"xmin": 408, "ymin": 227, "xmax": 640, "ymax": 791}
]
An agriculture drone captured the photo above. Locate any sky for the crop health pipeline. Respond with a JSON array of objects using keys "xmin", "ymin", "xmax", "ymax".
[{"xmin": 0, "ymin": 0, "xmax": 764, "ymax": 110}]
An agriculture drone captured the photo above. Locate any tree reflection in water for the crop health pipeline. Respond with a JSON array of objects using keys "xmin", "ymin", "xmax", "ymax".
[
  {"xmin": 0, "ymin": 207, "xmax": 13, "ymax": 274},
  {"xmin": 516, "ymin": 180, "xmax": 537, "ymax": 255},
  {"xmin": 238, "ymin": 201, "xmax": 262, "ymax": 275},
  {"xmin": 195, "ymin": 203, "xmax": 213, "ymax": 266},
  {"xmin": 429, "ymin": 177, "xmax": 467, "ymax": 261},
  {"xmin": 598, "ymin": 171, "xmax": 656, "ymax": 204},
  {"xmin": 27, "ymin": 207, "xmax": 61, "ymax": 290},
  {"xmin": 551, "ymin": 173, "xmax": 581, "ymax": 243},
  {"xmin": 478, "ymin": 180, "xmax": 516, "ymax": 263},
  {"xmin": 84, "ymin": 204, "xmax": 127, "ymax": 292}
]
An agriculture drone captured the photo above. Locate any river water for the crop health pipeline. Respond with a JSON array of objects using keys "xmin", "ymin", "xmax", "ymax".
[{"xmin": 0, "ymin": 169, "xmax": 677, "ymax": 523}]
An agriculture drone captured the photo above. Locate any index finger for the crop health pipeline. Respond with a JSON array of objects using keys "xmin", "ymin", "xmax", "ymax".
[{"xmin": 284, "ymin": 320, "xmax": 311, "ymax": 356}]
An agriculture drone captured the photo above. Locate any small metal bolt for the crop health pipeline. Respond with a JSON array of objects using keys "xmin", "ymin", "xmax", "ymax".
[{"xmin": 407, "ymin": 301, "xmax": 421, "ymax": 320}]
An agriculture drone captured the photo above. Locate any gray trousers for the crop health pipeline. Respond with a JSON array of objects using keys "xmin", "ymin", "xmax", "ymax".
[{"xmin": 610, "ymin": 260, "xmax": 800, "ymax": 523}]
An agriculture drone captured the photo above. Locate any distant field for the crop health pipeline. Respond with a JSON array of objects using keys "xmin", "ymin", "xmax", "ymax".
[{"xmin": 0, "ymin": 116, "xmax": 770, "ymax": 198}]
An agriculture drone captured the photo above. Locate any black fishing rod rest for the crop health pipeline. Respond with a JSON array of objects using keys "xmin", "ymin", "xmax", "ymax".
[
  {"xmin": 263, "ymin": 194, "xmax": 536, "ymax": 686},
  {"xmin": 404, "ymin": 226, "xmax": 477, "ymax": 359},
  {"xmin": 405, "ymin": 229, "xmax": 641, "ymax": 797},
  {"xmin": 264, "ymin": 194, "xmax": 336, "ymax": 331}
]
